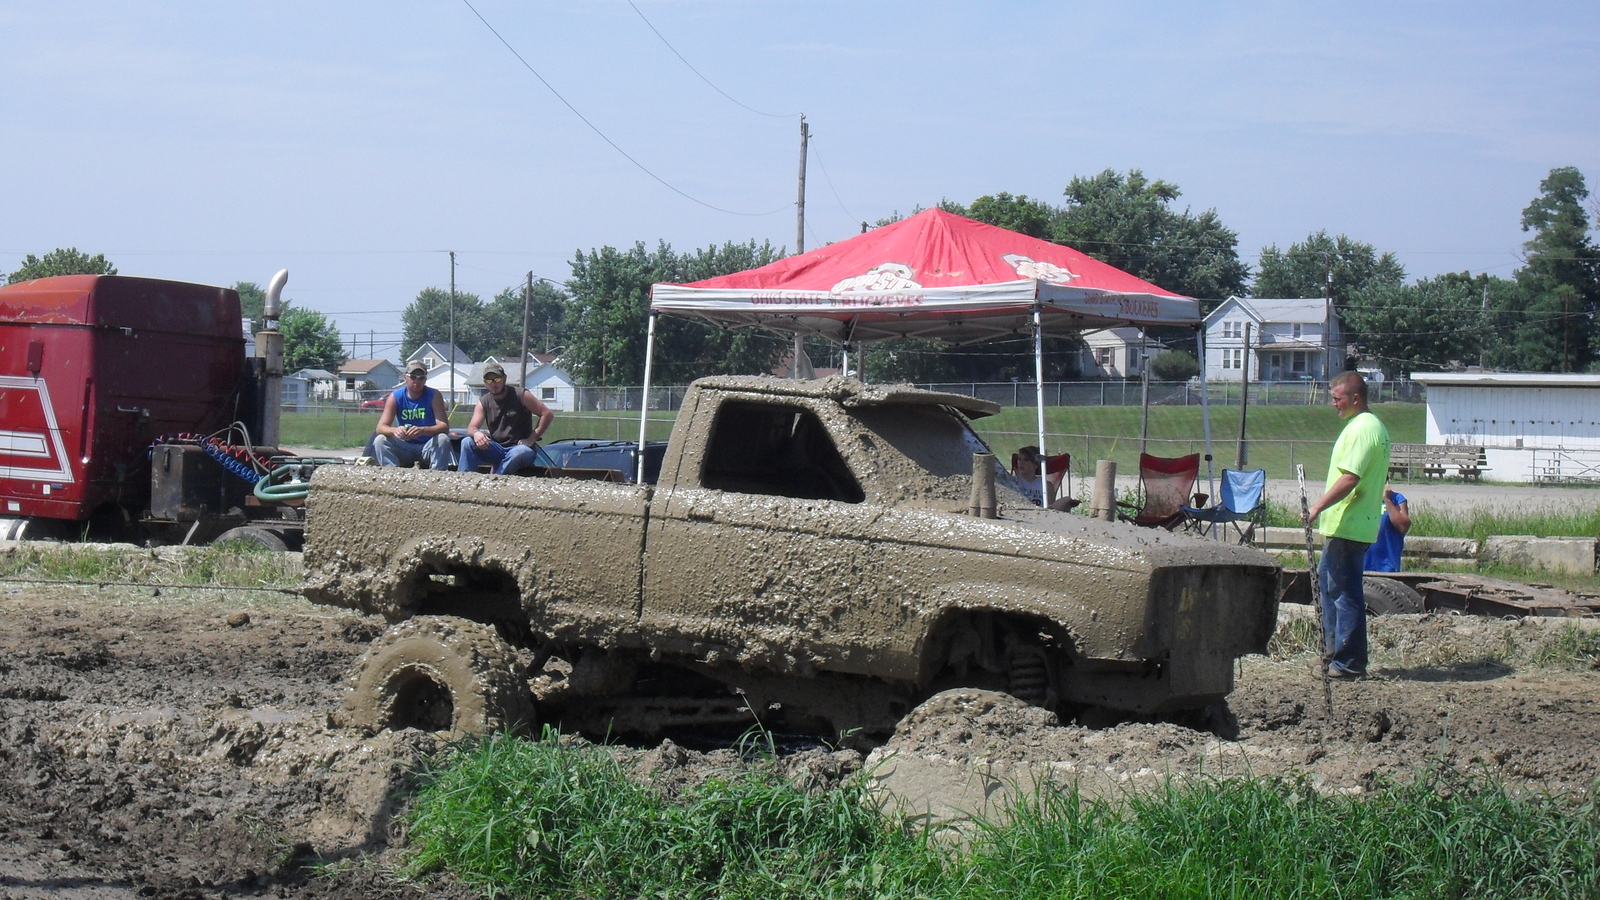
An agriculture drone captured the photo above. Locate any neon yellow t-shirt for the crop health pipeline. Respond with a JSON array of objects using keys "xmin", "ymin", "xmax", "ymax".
[{"xmin": 1318, "ymin": 410, "xmax": 1391, "ymax": 543}]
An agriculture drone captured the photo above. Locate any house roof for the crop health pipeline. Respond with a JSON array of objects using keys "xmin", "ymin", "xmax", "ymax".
[
  {"xmin": 293, "ymin": 368, "xmax": 338, "ymax": 380},
  {"xmin": 411, "ymin": 341, "xmax": 471, "ymax": 364},
  {"xmin": 1205, "ymin": 296, "xmax": 1332, "ymax": 326},
  {"xmin": 1411, "ymin": 373, "xmax": 1600, "ymax": 388},
  {"xmin": 1082, "ymin": 327, "xmax": 1165, "ymax": 348},
  {"xmin": 338, "ymin": 359, "xmax": 395, "ymax": 375}
]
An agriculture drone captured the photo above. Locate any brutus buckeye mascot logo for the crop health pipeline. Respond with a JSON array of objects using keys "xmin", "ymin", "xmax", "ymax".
[
  {"xmin": 1003, "ymin": 254, "xmax": 1077, "ymax": 285},
  {"xmin": 831, "ymin": 263, "xmax": 921, "ymax": 293}
]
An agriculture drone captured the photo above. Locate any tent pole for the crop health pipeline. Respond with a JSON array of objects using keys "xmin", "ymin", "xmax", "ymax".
[
  {"xmin": 1033, "ymin": 304, "xmax": 1047, "ymax": 507},
  {"xmin": 636, "ymin": 311, "xmax": 658, "ymax": 485},
  {"xmin": 1197, "ymin": 324, "xmax": 1216, "ymax": 537}
]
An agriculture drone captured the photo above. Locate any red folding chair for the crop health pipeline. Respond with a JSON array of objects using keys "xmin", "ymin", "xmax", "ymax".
[
  {"xmin": 1044, "ymin": 453, "xmax": 1078, "ymax": 509},
  {"xmin": 1117, "ymin": 453, "xmax": 1201, "ymax": 529}
]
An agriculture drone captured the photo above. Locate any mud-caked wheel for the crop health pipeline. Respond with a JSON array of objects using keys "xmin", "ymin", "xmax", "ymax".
[
  {"xmin": 1363, "ymin": 576, "xmax": 1423, "ymax": 616},
  {"xmin": 343, "ymin": 616, "xmax": 534, "ymax": 737}
]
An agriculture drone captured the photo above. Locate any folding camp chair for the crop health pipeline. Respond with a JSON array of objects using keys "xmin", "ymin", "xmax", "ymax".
[
  {"xmin": 1116, "ymin": 453, "xmax": 1200, "ymax": 530},
  {"xmin": 1180, "ymin": 468, "xmax": 1267, "ymax": 544},
  {"xmin": 1044, "ymin": 453, "xmax": 1079, "ymax": 509}
]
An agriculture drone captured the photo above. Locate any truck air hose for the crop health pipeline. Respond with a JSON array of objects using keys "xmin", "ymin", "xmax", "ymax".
[
  {"xmin": 253, "ymin": 466, "xmax": 311, "ymax": 504},
  {"xmin": 203, "ymin": 440, "xmax": 264, "ymax": 486}
]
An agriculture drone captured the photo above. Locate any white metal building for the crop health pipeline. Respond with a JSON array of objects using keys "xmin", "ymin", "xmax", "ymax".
[{"xmin": 1411, "ymin": 372, "xmax": 1600, "ymax": 482}]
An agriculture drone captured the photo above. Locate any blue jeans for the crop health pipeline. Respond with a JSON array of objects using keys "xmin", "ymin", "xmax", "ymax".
[
  {"xmin": 1319, "ymin": 536, "xmax": 1371, "ymax": 674},
  {"xmin": 373, "ymin": 433, "xmax": 453, "ymax": 471},
  {"xmin": 458, "ymin": 438, "xmax": 538, "ymax": 475}
]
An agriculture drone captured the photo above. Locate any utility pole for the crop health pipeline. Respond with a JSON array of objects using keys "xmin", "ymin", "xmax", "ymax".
[
  {"xmin": 793, "ymin": 114, "xmax": 810, "ymax": 379},
  {"xmin": 521, "ymin": 272, "xmax": 533, "ymax": 389},
  {"xmin": 1479, "ymin": 285, "xmax": 1488, "ymax": 369},
  {"xmin": 449, "ymin": 251, "xmax": 456, "ymax": 403},
  {"xmin": 1323, "ymin": 263, "xmax": 1333, "ymax": 381},
  {"xmin": 1237, "ymin": 323, "xmax": 1251, "ymax": 468}
]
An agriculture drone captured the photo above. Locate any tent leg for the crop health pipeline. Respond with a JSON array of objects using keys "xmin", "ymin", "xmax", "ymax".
[
  {"xmin": 1197, "ymin": 323, "xmax": 1216, "ymax": 538},
  {"xmin": 636, "ymin": 311, "xmax": 658, "ymax": 484},
  {"xmin": 1033, "ymin": 304, "xmax": 1047, "ymax": 507}
]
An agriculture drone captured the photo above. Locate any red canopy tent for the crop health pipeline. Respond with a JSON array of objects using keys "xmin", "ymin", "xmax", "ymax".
[{"xmin": 641, "ymin": 209, "xmax": 1216, "ymax": 501}]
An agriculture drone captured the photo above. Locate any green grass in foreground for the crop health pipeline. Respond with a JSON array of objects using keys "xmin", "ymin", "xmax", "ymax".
[
  {"xmin": 0, "ymin": 544, "xmax": 298, "ymax": 589},
  {"xmin": 404, "ymin": 731, "xmax": 1600, "ymax": 900}
]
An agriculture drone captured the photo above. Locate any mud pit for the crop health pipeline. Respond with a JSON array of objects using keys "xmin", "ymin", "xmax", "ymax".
[{"xmin": 2, "ymin": 579, "xmax": 1598, "ymax": 898}]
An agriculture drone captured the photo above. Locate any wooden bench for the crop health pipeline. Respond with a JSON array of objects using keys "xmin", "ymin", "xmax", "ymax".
[{"xmin": 1389, "ymin": 443, "xmax": 1489, "ymax": 481}]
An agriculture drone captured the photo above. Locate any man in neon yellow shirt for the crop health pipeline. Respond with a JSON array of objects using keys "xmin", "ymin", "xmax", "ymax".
[{"xmin": 1305, "ymin": 371, "xmax": 1391, "ymax": 678}]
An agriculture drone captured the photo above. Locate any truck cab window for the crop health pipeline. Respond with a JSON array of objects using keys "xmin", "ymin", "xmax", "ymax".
[{"xmin": 701, "ymin": 401, "xmax": 864, "ymax": 503}]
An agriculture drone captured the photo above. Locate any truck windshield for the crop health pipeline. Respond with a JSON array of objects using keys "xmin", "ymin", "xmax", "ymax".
[{"xmin": 847, "ymin": 405, "xmax": 1000, "ymax": 505}]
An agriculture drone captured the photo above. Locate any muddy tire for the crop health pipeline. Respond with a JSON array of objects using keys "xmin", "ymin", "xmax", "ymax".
[
  {"xmin": 215, "ymin": 526, "xmax": 289, "ymax": 552},
  {"xmin": 343, "ymin": 616, "xmax": 533, "ymax": 736},
  {"xmin": 1363, "ymin": 576, "xmax": 1423, "ymax": 616}
]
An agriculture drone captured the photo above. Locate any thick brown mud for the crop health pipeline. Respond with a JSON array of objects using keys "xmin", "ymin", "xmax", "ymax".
[{"xmin": 1, "ymin": 582, "xmax": 1596, "ymax": 898}]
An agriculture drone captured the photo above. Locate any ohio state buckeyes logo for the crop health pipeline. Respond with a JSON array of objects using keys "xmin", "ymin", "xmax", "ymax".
[
  {"xmin": 1003, "ymin": 254, "xmax": 1078, "ymax": 285},
  {"xmin": 831, "ymin": 263, "xmax": 921, "ymax": 293}
]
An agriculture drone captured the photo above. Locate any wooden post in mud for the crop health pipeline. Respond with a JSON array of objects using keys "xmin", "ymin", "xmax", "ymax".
[{"xmin": 1091, "ymin": 460, "xmax": 1117, "ymax": 521}]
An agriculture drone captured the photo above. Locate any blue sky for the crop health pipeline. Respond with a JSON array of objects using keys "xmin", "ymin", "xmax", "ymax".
[{"xmin": 3, "ymin": 1, "xmax": 1596, "ymax": 359}]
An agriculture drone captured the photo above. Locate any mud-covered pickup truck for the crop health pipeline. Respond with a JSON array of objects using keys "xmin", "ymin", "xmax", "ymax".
[{"xmin": 304, "ymin": 375, "xmax": 1280, "ymax": 742}]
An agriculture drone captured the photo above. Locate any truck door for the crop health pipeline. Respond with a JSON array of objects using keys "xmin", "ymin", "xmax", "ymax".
[{"xmin": 643, "ymin": 397, "xmax": 900, "ymax": 677}]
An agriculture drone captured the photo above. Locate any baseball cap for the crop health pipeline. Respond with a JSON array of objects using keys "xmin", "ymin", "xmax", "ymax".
[
  {"xmin": 406, "ymin": 361, "xmax": 427, "ymax": 377},
  {"xmin": 482, "ymin": 361, "xmax": 506, "ymax": 379}
]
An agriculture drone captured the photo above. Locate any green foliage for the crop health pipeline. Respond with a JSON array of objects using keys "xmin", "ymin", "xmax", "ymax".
[
  {"xmin": 1055, "ymin": 169, "xmax": 1251, "ymax": 301},
  {"xmin": 1253, "ymin": 230, "xmax": 1406, "ymax": 303},
  {"xmin": 1507, "ymin": 167, "xmax": 1600, "ymax": 373},
  {"xmin": 401, "ymin": 287, "xmax": 487, "ymax": 362},
  {"xmin": 407, "ymin": 735, "xmax": 1600, "ymax": 900},
  {"xmin": 0, "ymin": 544, "xmax": 296, "ymax": 589},
  {"xmin": 950, "ymin": 170, "xmax": 1250, "ymax": 301},
  {"xmin": 7, "ymin": 247, "xmax": 117, "ymax": 284},
  {"xmin": 406, "ymin": 731, "xmax": 936, "ymax": 898},
  {"xmin": 1343, "ymin": 275, "xmax": 1495, "ymax": 375},
  {"xmin": 1406, "ymin": 502, "xmax": 1600, "ymax": 543},
  {"xmin": 279, "ymin": 306, "xmax": 345, "ymax": 372},
  {"xmin": 235, "ymin": 281, "xmax": 267, "ymax": 336},
  {"xmin": 564, "ymin": 239, "xmax": 789, "ymax": 385},
  {"xmin": 1148, "ymin": 349, "xmax": 1199, "ymax": 381}
]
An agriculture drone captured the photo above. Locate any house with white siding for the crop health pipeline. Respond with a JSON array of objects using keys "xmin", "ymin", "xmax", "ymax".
[
  {"xmin": 1411, "ymin": 372, "xmax": 1600, "ymax": 482},
  {"xmin": 1203, "ymin": 297, "xmax": 1343, "ymax": 383},
  {"xmin": 1079, "ymin": 328, "xmax": 1165, "ymax": 379}
]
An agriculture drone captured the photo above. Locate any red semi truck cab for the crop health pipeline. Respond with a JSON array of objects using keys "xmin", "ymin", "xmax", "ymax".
[{"xmin": 0, "ymin": 275, "xmax": 251, "ymax": 528}]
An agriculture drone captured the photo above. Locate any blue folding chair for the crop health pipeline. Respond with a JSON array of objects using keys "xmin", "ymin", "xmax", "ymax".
[{"xmin": 1180, "ymin": 468, "xmax": 1267, "ymax": 544}]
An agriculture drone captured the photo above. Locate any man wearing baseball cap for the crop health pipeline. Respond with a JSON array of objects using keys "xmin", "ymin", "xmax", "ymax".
[
  {"xmin": 458, "ymin": 360, "xmax": 554, "ymax": 475},
  {"xmin": 372, "ymin": 361, "xmax": 454, "ymax": 470}
]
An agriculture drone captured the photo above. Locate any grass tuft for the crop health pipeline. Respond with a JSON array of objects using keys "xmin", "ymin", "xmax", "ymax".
[{"xmin": 405, "ymin": 733, "xmax": 1600, "ymax": 900}]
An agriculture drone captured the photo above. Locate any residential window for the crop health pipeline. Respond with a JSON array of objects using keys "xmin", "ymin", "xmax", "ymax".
[
  {"xmin": 1222, "ymin": 348, "xmax": 1244, "ymax": 370},
  {"xmin": 1292, "ymin": 324, "xmax": 1303, "ymax": 339},
  {"xmin": 1097, "ymin": 348, "xmax": 1113, "ymax": 366},
  {"xmin": 541, "ymin": 387, "xmax": 556, "ymax": 401},
  {"xmin": 1292, "ymin": 351, "xmax": 1307, "ymax": 374},
  {"xmin": 1221, "ymin": 321, "xmax": 1241, "ymax": 339}
]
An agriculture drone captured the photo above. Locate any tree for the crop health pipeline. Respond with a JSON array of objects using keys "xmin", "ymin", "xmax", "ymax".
[
  {"xmin": 7, "ymin": 247, "xmax": 116, "ymax": 284},
  {"xmin": 1252, "ymin": 231, "xmax": 1405, "ymax": 302},
  {"xmin": 1149, "ymin": 349, "xmax": 1199, "ymax": 381},
  {"xmin": 1053, "ymin": 169, "xmax": 1250, "ymax": 302},
  {"xmin": 944, "ymin": 192, "xmax": 1056, "ymax": 240},
  {"xmin": 400, "ymin": 288, "xmax": 489, "ymax": 362},
  {"xmin": 1342, "ymin": 275, "xmax": 1502, "ymax": 376},
  {"xmin": 564, "ymin": 240, "xmax": 789, "ymax": 385},
  {"xmin": 279, "ymin": 306, "xmax": 345, "ymax": 372},
  {"xmin": 1508, "ymin": 166, "xmax": 1600, "ymax": 372},
  {"xmin": 480, "ymin": 280, "xmax": 571, "ymax": 360},
  {"xmin": 235, "ymin": 281, "xmax": 267, "ymax": 335}
]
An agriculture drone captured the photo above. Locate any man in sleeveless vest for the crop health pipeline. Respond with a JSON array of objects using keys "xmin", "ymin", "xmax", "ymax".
[
  {"xmin": 458, "ymin": 360, "xmax": 555, "ymax": 475},
  {"xmin": 373, "ymin": 361, "xmax": 454, "ymax": 470}
]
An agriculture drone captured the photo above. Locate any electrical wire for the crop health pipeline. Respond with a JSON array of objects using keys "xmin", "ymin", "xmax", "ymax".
[
  {"xmin": 625, "ymin": 0, "xmax": 794, "ymax": 119},
  {"xmin": 808, "ymin": 138, "xmax": 859, "ymax": 225},
  {"xmin": 459, "ymin": 0, "xmax": 791, "ymax": 218}
]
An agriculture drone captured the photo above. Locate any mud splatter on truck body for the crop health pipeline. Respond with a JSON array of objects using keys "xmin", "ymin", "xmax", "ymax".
[{"xmin": 306, "ymin": 375, "xmax": 1280, "ymax": 741}]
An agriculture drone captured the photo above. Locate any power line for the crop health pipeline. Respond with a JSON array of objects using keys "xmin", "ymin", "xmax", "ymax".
[
  {"xmin": 808, "ymin": 138, "xmax": 858, "ymax": 224},
  {"xmin": 625, "ymin": 0, "xmax": 794, "ymax": 119},
  {"xmin": 459, "ymin": 0, "xmax": 790, "ymax": 218}
]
